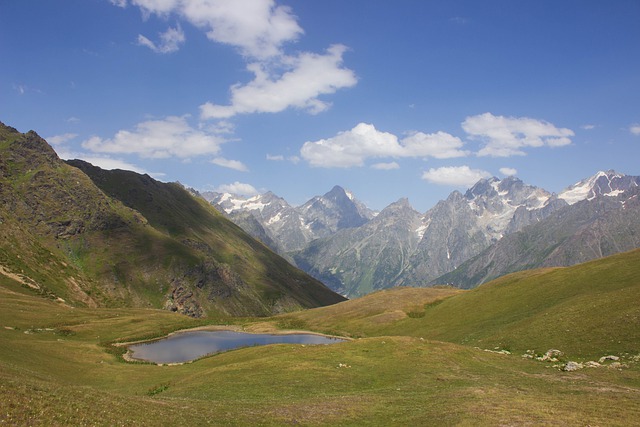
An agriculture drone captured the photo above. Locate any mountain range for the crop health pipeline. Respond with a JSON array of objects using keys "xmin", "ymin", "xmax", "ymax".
[
  {"xmin": 0, "ymin": 122, "xmax": 345, "ymax": 317},
  {"xmin": 205, "ymin": 170, "xmax": 640, "ymax": 297}
]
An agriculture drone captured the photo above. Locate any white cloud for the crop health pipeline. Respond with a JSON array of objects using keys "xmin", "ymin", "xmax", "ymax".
[
  {"xmin": 46, "ymin": 133, "xmax": 78, "ymax": 145},
  {"xmin": 462, "ymin": 113, "xmax": 574, "ymax": 157},
  {"xmin": 300, "ymin": 123, "xmax": 400, "ymax": 168},
  {"xmin": 200, "ymin": 44, "xmax": 357, "ymax": 119},
  {"xmin": 371, "ymin": 162, "xmax": 400, "ymax": 170},
  {"xmin": 401, "ymin": 131, "xmax": 469, "ymax": 158},
  {"xmin": 205, "ymin": 120, "xmax": 235, "ymax": 135},
  {"xmin": 266, "ymin": 153, "xmax": 299, "ymax": 163},
  {"xmin": 300, "ymin": 123, "xmax": 465, "ymax": 168},
  {"xmin": 114, "ymin": 1, "xmax": 355, "ymax": 119},
  {"xmin": 82, "ymin": 116, "xmax": 225, "ymax": 159},
  {"xmin": 138, "ymin": 25, "xmax": 185, "ymax": 53},
  {"xmin": 215, "ymin": 182, "xmax": 259, "ymax": 196},
  {"xmin": 499, "ymin": 167, "xmax": 518, "ymax": 176},
  {"xmin": 421, "ymin": 166, "xmax": 491, "ymax": 187},
  {"xmin": 126, "ymin": 0, "xmax": 302, "ymax": 59},
  {"xmin": 13, "ymin": 83, "xmax": 42, "ymax": 95},
  {"xmin": 581, "ymin": 124, "xmax": 596, "ymax": 130},
  {"xmin": 54, "ymin": 145, "xmax": 150, "ymax": 175},
  {"xmin": 210, "ymin": 157, "xmax": 248, "ymax": 171},
  {"xmin": 630, "ymin": 124, "xmax": 640, "ymax": 135}
]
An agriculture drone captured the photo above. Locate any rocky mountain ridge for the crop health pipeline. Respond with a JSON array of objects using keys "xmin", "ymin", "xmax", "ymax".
[
  {"xmin": 206, "ymin": 170, "xmax": 640, "ymax": 297},
  {"xmin": 202, "ymin": 185, "xmax": 376, "ymax": 254}
]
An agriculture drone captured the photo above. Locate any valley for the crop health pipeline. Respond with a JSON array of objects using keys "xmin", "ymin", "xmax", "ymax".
[
  {"xmin": 1, "ymin": 249, "xmax": 639, "ymax": 425},
  {"xmin": 1, "ymin": 122, "xmax": 639, "ymax": 425},
  {"xmin": 3, "ymin": 0, "xmax": 639, "ymax": 424}
]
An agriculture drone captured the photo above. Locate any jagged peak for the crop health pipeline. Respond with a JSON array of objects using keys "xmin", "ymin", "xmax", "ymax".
[
  {"xmin": 328, "ymin": 184, "xmax": 346, "ymax": 194},
  {"xmin": 559, "ymin": 170, "xmax": 637, "ymax": 205},
  {"xmin": 380, "ymin": 197, "xmax": 414, "ymax": 212},
  {"xmin": 0, "ymin": 121, "xmax": 19, "ymax": 134},
  {"xmin": 2, "ymin": 125, "xmax": 60, "ymax": 165},
  {"xmin": 260, "ymin": 191, "xmax": 286, "ymax": 202},
  {"xmin": 465, "ymin": 176, "xmax": 499, "ymax": 199}
]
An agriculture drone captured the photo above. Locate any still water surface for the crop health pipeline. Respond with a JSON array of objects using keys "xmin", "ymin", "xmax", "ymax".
[{"xmin": 128, "ymin": 330, "xmax": 344, "ymax": 363}]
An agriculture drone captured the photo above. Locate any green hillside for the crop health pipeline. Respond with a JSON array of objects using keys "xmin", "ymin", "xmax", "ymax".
[
  {"xmin": 1, "ymin": 248, "xmax": 639, "ymax": 424},
  {"xmin": 386, "ymin": 248, "xmax": 640, "ymax": 358},
  {"xmin": 0, "ymin": 122, "xmax": 344, "ymax": 317},
  {"xmin": 288, "ymin": 248, "xmax": 640, "ymax": 359}
]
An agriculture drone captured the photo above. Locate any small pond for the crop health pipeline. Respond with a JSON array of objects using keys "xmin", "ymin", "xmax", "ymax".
[{"xmin": 127, "ymin": 330, "xmax": 344, "ymax": 364}]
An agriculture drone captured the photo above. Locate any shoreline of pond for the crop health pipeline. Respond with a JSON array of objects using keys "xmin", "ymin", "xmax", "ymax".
[{"xmin": 117, "ymin": 325, "xmax": 350, "ymax": 365}]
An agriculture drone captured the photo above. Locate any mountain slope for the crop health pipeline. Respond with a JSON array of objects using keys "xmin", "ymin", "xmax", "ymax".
[
  {"xmin": 286, "ymin": 247, "xmax": 640, "ymax": 358},
  {"xmin": 558, "ymin": 169, "xmax": 639, "ymax": 204},
  {"xmin": 281, "ymin": 172, "xmax": 640, "ymax": 296},
  {"xmin": 433, "ymin": 186, "xmax": 640, "ymax": 288},
  {"xmin": 391, "ymin": 248, "xmax": 640, "ymax": 357},
  {"xmin": 205, "ymin": 185, "xmax": 376, "ymax": 255},
  {"xmin": 292, "ymin": 176, "xmax": 566, "ymax": 296},
  {"xmin": 0, "ymin": 122, "xmax": 345, "ymax": 317},
  {"xmin": 294, "ymin": 198, "xmax": 422, "ymax": 296},
  {"xmin": 2, "ymin": 266, "xmax": 639, "ymax": 425}
]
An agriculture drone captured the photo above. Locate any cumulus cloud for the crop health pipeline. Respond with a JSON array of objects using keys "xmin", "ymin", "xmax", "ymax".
[
  {"xmin": 82, "ymin": 116, "xmax": 225, "ymax": 159},
  {"xmin": 371, "ymin": 162, "xmax": 400, "ymax": 170},
  {"xmin": 210, "ymin": 157, "xmax": 248, "ymax": 171},
  {"xmin": 124, "ymin": 0, "xmax": 302, "ymax": 59},
  {"xmin": 53, "ymin": 145, "xmax": 151, "ymax": 175},
  {"xmin": 300, "ymin": 123, "xmax": 400, "ymax": 168},
  {"xmin": 115, "ymin": 0, "xmax": 356, "ymax": 119},
  {"xmin": 581, "ymin": 124, "xmax": 596, "ymax": 130},
  {"xmin": 266, "ymin": 154, "xmax": 284, "ymax": 161},
  {"xmin": 630, "ymin": 124, "xmax": 640, "ymax": 135},
  {"xmin": 215, "ymin": 182, "xmax": 259, "ymax": 196},
  {"xmin": 300, "ymin": 123, "xmax": 466, "ymax": 168},
  {"xmin": 200, "ymin": 44, "xmax": 357, "ymax": 119},
  {"xmin": 499, "ymin": 167, "xmax": 518, "ymax": 176},
  {"xmin": 421, "ymin": 166, "xmax": 491, "ymax": 187},
  {"xmin": 463, "ymin": 113, "xmax": 574, "ymax": 157},
  {"xmin": 401, "ymin": 131, "xmax": 469, "ymax": 158},
  {"xmin": 138, "ymin": 25, "xmax": 185, "ymax": 53}
]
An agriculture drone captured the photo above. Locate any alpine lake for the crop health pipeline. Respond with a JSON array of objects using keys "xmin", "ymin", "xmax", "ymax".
[{"xmin": 127, "ymin": 330, "xmax": 345, "ymax": 364}]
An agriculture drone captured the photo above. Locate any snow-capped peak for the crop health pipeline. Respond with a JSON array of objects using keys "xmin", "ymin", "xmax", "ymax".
[
  {"xmin": 558, "ymin": 170, "xmax": 633, "ymax": 205},
  {"xmin": 461, "ymin": 176, "xmax": 552, "ymax": 240}
]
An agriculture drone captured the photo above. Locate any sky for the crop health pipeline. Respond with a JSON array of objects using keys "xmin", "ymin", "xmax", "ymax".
[{"xmin": 1, "ymin": 0, "xmax": 639, "ymax": 212}]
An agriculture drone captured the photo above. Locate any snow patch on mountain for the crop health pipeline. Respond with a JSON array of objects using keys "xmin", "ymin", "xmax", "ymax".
[
  {"xmin": 415, "ymin": 219, "xmax": 431, "ymax": 240},
  {"xmin": 267, "ymin": 212, "xmax": 282, "ymax": 225},
  {"xmin": 559, "ymin": 170, "xmax": 636, "ymax": 205}
]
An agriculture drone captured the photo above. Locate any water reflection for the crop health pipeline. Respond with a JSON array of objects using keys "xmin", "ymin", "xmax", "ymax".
[{"xmin": 128, "ymin": 330, "xmax": 344, "ymax": 363}]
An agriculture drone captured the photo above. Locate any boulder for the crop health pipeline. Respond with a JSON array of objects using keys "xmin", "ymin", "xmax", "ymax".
[{"xmin": 562, "ymin": 361, "xmax": 583, "ymax": 372}]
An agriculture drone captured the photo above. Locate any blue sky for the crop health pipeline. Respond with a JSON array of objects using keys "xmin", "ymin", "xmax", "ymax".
[{"xmin": 1, "ymin": 0, "xmax": 639, "ymax": 211}]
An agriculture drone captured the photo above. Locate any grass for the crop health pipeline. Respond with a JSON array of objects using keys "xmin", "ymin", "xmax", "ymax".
[{"xmin": 2, "ymin": 250, "xmax": 640, "ymax": 425}]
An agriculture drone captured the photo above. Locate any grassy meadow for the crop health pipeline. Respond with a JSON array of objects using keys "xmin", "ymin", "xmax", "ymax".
[{"xmin": 2, "ymin": 249, "xmax": 640, "ymax": 425}]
